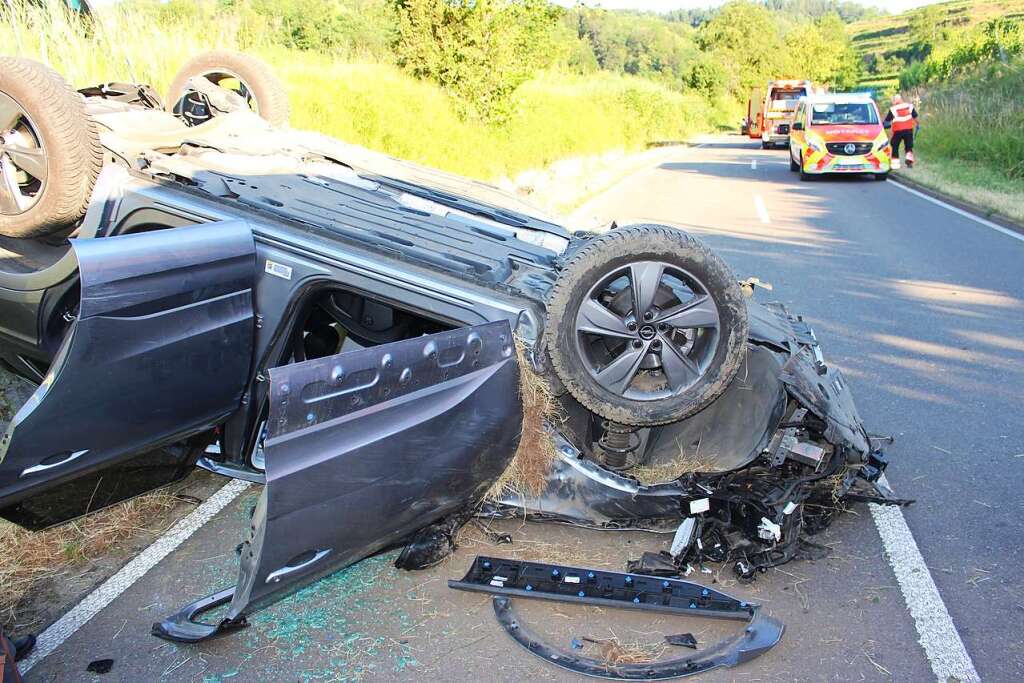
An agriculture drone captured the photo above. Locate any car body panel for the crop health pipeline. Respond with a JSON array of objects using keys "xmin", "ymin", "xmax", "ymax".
[
  {"xmin": 0, "ymin": 71, "xmax": 907, "ymax": 642},
  {"xmin": 0, "ymin": 221, "xmax": 255, "ymax": 526},
  {"xmin": 153, "ymin": 320, "xmax": 521, "ymax": 642}
]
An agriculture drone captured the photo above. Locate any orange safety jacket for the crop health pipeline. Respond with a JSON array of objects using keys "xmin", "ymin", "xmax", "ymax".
[{"xmin": 888, "ymin": 103, "xmax": 916, "ymax": 132}]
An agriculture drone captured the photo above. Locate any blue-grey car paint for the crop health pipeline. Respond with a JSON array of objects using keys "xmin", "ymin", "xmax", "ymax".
[
  {"xmin": 0, "ymin": 168, "xmax": 547, "ymax": 475},
  {"xmin": 0, "ymin": 220, "xmax": 256, "ymax": 507},
  {"xmin": 154, "ymin": 320, "xmax": 522, "ymax": 642}
]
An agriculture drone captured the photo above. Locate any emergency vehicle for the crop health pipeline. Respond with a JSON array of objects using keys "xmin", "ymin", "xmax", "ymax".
[
  {"xmin": 747, "ymin": 79, "xmax": 813, "ymax": 149},
  {"xmin": 788, "ymin": 93, "xmax": 891, "ymax": 181}
]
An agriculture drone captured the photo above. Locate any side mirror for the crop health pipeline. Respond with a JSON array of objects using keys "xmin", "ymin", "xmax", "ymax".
[{"xmin": 791, "ymin": 122, "xmax": 804, "ymax": 131}]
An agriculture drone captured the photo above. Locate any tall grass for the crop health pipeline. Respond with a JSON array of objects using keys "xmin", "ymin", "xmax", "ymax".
[
  {"xmin": 0, "ymin": 0, "xmax": 720, "ymax": 181},
  {"xmin": 914, "ymin": 59, "xmax": 1024, "ymax": 182}
]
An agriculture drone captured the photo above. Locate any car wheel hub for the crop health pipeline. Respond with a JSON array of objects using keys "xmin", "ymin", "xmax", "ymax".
[
  {"xmin": 573, "ymin": 261, "xmax": 722, "ymax": 401},
  {"xmin": 0, "ymin": 95, "xmax": 46, "ymax": 216}
]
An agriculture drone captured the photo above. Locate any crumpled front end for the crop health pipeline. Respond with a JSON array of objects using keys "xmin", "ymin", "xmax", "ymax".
[{"xmin": 495, "ymin": 300, "xmax": 907, "ymax": 580}]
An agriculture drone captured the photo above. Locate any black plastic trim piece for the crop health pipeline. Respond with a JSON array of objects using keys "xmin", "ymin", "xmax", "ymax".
[
  {"xmin": 151, "ymin": 587, "xmax": 247, "ymax": 643},
  {"xmin": 449, "ymin": 556, "xmax": 754, "ymax": 620},
  {"xmin": 449, "ymin": 557, "xmax": 784, "ymax": 680},
  {"xmin": 491, "ymin": 596, "xmax": 783, "ymax": 680}
]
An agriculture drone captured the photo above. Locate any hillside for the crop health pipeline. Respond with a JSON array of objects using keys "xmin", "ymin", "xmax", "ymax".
[
  {"xmin": 851, "ymin": 0, "xmax": 1024, "ymax": 59},
  {"xmin": 850, "ymin": 0, "xmax": 1024, "ymax": 92}
]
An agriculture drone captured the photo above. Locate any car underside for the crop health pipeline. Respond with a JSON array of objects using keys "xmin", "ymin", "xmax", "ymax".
[{"xmin": 0, "ymin": 53, "xmax": 908, "ymax": 650}]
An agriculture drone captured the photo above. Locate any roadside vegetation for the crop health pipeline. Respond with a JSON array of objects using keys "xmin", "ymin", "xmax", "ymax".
[
  {"xmin": 1, "ymin": 0, "xmax": 862, "ymax": 183},
  {"xmin": 850, "ymin": 2, "xmax": 1023, "ymax": 222},
  {"xmin": 906, "ymin": 59, "xmax": 1024, "ymax": 222},
  {"xmin": 0, "ymin": 492, "xmax": 180, "ymax": 631},
  {"xmin": 849, "ymin": 0, "xmax": 1024, "ymax": 94}
]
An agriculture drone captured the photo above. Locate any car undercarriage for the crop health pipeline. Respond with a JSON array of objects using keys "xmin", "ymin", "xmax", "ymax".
[{"xmin": 0, "ymin": 52, "xmax": 909, "ymax": 671}]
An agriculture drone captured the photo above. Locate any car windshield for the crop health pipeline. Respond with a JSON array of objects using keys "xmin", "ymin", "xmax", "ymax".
[{"xmin": 810, "ymin": 102, "xmax": 878, "ymax": 125}]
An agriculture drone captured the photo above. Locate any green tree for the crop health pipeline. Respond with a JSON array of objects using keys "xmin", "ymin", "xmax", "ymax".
[
  {"xmin": 390, "ymin": 0, "xmax": 562, "ymax": 123},
  {"xmin": 783, "ymin": 13, "xmax": 861, "ymax": 88},
  {"xmin": 697, "ymin": 0, "xmax": 786, "ymax": 96}
]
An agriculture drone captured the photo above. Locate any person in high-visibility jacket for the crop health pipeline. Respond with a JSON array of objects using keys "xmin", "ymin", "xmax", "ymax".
[{"xmin": 883, "ymin": 94, "xmax": 919, "ymax": 169}]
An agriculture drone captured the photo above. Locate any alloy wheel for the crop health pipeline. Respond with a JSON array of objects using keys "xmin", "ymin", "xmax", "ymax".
[
  {"xmin": 0, "ymin": 92, "xmax": 47, "ymax": 216},
  {"xmin": 573, "ymin": 261, "xmax": 721, "ymax": 401}
]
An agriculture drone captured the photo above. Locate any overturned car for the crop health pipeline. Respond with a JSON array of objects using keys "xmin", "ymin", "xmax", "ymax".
[{"xmin": 0, "ymin": 53, "xmax": 904, "ymax": 643}]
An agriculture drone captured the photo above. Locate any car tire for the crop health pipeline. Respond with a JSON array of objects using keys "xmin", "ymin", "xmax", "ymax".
[
  {"xmin": 166, "ymin": 51, "xmax": 290, "ymax": 127},
  {"xmin": 799, "ymin": 156, "xmax": 811, "ymax": 181},
  {"xmin": 0, "ymin": 57, "xmax": 102, "ymax": 239},
  {"xmin": 760, "ymin": 141, "xmax": 769, "ymax": 150},
  {"xmin": 545, "ymin": 224, "xmax": 748, "ymax": 427},
  {"xmin": 874, "ymin": 172, "xmax": 889, "ymax": 181},
  {"xmin": 789, "ymin": 154, "xmax": 799, "ymax": 172}
]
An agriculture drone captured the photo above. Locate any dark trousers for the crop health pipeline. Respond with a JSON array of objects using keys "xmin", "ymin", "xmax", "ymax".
[{"xmin": 891, "ymin": 130, "xmax": 914, "ymax": 159}]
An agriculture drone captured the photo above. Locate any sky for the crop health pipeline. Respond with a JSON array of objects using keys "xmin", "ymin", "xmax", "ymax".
[{"xmin": 552, "ymin": 0, "xmax": 947, "ymax": 12}]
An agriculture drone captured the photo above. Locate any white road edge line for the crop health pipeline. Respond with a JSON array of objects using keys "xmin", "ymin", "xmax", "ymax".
[
  {"xmin": 753, "ymin": 194, "xmax": 770, "ymax": 224},
  {"xmin": 870, "ymin": 475, "xmax": 980, "ymax": 682},
  {"xmin": 891, "ymin": 179, "xmax": 1024, "ymax": 244},
  {"xmin": 19, "ymin": 478, "xmax": 252, "ymax": 674}
]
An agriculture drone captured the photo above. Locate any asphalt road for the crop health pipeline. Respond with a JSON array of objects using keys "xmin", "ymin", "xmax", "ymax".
[{"xmin": 24, "ymin": 136, "xmax": 1024, "ymax": 682}]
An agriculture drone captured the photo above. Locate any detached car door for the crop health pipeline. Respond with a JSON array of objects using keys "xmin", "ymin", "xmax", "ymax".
[
  {"xmin": 154, "ymin": 320, "xmax": 521, "ymax": 643},
  {"xmin": 0, "ymin": 221, "xmax": 255, "ymax": 528}
]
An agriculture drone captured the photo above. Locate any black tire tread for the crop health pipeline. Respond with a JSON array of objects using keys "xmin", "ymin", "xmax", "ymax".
[
  {"xmin": 166, "ymin": 51, "xmax": 290, "ymax": 127},
  {"xmin": 0, "ymin": 57, "xmax": 102, "ymax": 239},
  {"xmin": 546, "ymin": 224, "xmax": 748, "ymax": 426}
]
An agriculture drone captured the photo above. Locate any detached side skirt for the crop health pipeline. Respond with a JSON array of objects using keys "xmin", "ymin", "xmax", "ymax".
[{"xmin": 449, "ymin": 557, "xmax": 783, "ymax": 680}]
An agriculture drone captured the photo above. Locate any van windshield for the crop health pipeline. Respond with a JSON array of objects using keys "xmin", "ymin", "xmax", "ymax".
[
  {"xmin": 810, "ymin": 102, "xmax": 878, "ymax": 125},
  {"xmin": 770, "ymin": 88, "xmax": 806, "ymax": 111}
]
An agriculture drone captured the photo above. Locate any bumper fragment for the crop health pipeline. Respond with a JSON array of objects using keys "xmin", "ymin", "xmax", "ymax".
[{"xmin": 450, "ymin": 556, "xmax": 784, "ymax": 679}]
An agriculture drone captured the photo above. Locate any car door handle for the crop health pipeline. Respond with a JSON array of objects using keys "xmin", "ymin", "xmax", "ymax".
[
  {"xmin": 265, "ymin": 549, "xmax": 332, "ymax": 584},
  {"xmin": 21, "ymin": 449, "xmax": 89, "ymax": 477}
]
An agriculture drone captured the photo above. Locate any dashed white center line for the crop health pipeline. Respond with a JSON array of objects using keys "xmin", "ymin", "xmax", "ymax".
[
  {"xmin": 753, "ymin": 194, "xmax": 771, "ymax": 224},
  {"xmin": 750, "ymin": 159, "xmax": 757, "ymax": 170}
]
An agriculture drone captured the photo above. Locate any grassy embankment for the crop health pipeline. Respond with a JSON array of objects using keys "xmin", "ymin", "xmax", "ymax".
[
  {"xmin": 849, "ymin": 3, "xmax": 1024, "ymax": 223},
  {"xmin": 848, "ymin": 0, "xmax": 1024, "ymax": 95},
  {"xmin": 908, "ymin": 61, "xmax": 1024, "ymax": 223},
  {"xmin": 0, "ymin": 1, "xmax": 726, "ymax": 184}
]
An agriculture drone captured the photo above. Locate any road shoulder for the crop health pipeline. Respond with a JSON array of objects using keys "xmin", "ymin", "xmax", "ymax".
[{"xmin": 890, "ymin": 165, "xmax": 1024, "ymax": 233}]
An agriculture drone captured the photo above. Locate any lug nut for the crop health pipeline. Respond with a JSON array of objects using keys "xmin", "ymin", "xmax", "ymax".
[
  {"xmin": 658, "ymin": 323, "xmax": 668, "ymax": 332},
  {"xmin": 626, "ymin": 321, "xmax": 638, "ymax": 332},
  {"xmin": 652, "ymin": 340, "xmax": 662, "ymax": 350},
  {"xmin": 632, "ymin": 340, "xmax": 643, "ymax": 349},
  {"xmin": 643, "ymin": 311, "xmax": 654, "ymax": 321}
]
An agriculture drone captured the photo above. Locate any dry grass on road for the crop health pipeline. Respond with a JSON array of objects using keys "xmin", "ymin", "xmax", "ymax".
[
  {"xmin": 0, "ymin": 368, "xmax": 200, "ymax": 632},
  {"xmin": 0, "ymin": 492, "xmax": 179, "ymax": 630}
]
